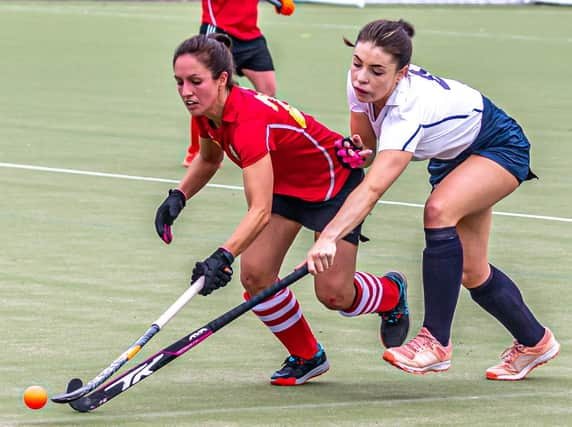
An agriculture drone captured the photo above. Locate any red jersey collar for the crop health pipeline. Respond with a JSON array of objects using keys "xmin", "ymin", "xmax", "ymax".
[{"xmin": 221, "ymin": 86, "xmax": 241, "ymax": 124}]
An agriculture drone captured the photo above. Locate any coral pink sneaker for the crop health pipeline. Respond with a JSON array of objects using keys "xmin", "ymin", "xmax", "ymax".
[
  {"xmin": 382, "ymin": 327, "xmax": 452, "ymax": 374},
  {"xmin": 486, "ymin": 328, "xmax": 560, "ymax": 381}
]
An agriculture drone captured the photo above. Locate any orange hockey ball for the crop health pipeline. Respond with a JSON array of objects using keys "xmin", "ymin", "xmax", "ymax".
[
  {"xmin": 23, "ymin": 385, "xmax": 48, "ymax": 410},
  {"xmin": 280, "ymin": 0, "xmax": 296, "ymax": 16}
]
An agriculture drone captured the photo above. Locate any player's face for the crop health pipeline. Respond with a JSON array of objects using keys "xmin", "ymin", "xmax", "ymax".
[
  {"xmin": 350, "ymin": 42, "xmax": 408, "ymax": 108},
  {"xmin": 174, "ymin": 53, "xmax": 227, "ymax": 117}
]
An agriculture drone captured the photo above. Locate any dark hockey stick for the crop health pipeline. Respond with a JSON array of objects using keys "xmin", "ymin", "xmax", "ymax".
[
  {"xmin": 264, "ymin": 0, "xmax": 282, "ymax": 8},
  {"xmin": 51, "ymin": 277, "xmax": 205, "ymax": 403},
  {"xmin": 65, "ymin": 264, "xmax": 309, "ymax": 412}
]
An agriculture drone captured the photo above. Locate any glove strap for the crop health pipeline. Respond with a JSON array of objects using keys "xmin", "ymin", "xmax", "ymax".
[{"xmin": 217, "ymin": 247, "xmax": 235, "ymax": 264}]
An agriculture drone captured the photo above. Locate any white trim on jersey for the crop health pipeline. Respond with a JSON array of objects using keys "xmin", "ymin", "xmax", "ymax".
[
  {"xmin": 267, "ymin": 124, "xmax": 336, "ymax": 201},
  {"xmin": 401, "ymin": 109, "xmax": 483, "ymax": 152},
  {"xmin": 206, "ymin": 0, "xmax": 217, "ymax": 27},
  {"xmin": 205, "ymin": 24, "xmax": 217, "ymax": 35}
]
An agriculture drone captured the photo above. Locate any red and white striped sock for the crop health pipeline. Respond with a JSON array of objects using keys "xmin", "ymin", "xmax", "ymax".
[
  {"xmin": 340, "ymin": 271, "xmax": 399, "ymax": 317},
  {"xmin": 245, "ymin": 288, "xmax": 318, "ymax": 359}
]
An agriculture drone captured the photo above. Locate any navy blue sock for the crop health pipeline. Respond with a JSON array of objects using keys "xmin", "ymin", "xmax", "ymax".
[
  {"xmin": 422, "ymin": 227, "xmax": 463, "ymax": 346},
  {"xmin": 469, "ymin": 265, "xmax": 545, "ymax": 347}
]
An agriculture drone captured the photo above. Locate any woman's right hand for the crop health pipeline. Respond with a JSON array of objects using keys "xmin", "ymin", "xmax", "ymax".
[
  {"xmin": 154, "ymin": 189, "xmax": 186, "ymax": 244},
  {"xmin": 306, "ymin": 237, "xmax": 337, "ymax": 275}
]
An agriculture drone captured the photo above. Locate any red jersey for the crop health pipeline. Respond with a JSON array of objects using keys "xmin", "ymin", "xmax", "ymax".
[
  {"xmin": 201, "ymin": 0, "xmax": 262, "ymax": 41},
  {"xmin": 195, "ymin": 87, "xmax": 351, "ymax": 202}
]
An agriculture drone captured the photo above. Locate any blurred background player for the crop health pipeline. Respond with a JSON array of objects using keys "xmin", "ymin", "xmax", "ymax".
[
  {"xmin": 306, "ymin": 19, "xmax": 559, "ymax": 381},
  {"xmin": 182, "ymin": 0, "xmax": 296, "ymax": 167},
  {"xmin": 155, "ymin": 34, "xmax": 410, "ymax": 386}
]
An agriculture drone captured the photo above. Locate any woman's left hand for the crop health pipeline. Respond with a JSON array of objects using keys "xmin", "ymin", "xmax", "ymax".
[
  {"xmin": 306, "ymin": 237, "xmax": 337, "ymax": 275},
  {"xmin": 335, "ymin": 135, "xmax": 373, "ymax": 169}
]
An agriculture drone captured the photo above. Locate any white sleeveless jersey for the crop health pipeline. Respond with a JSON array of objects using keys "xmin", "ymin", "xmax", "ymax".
[{"xmin": 347, "ymin": 65, "xmax": 484, "ymax": 161}]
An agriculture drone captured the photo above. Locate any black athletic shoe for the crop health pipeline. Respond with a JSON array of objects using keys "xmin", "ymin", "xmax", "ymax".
[
  {"xmin": 270, "ymin": 343, "xmax": 330, "ymax": 386},
  {"xmin": 379, "ymin": 271, "xmax": 410, "ymax": 348}
]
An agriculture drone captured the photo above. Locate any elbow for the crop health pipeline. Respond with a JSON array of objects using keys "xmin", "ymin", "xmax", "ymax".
[
  {"xmin": 252, "ymin": 206, "xmax": 272, "ymax": 229},
  {"xmin": 260, "ymin": 209, "xmax": 272, "ymax": 227}
]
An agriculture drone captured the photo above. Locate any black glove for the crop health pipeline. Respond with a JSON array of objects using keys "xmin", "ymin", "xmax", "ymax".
[
  {"xmin": 154, "ymin": 189, "xmax": 186, "ymax": 244},
  {"xmin": 192, "ymin": 247, "xmax": 234, "ymax": 296},
  {"xmin": 334, "ymin": 137, "xmax": 367, "ymax": 169}
]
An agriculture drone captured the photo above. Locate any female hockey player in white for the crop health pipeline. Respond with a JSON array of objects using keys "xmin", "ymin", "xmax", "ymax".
[{"xmin": 306, "ymin": 19, "xmax": 559, "ymax": 381}]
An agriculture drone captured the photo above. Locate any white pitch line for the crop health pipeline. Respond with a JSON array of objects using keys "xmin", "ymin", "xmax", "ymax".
[
  {"xmin": 0, "ymin": 162, "xmax": 242, "ymax": 191},
  {"xmin": 1, "ymin": 162, "xmax": 571, "ymax": 223},
  {"xmin": 4, "ymin": 389, "xmax": 571, "ymax": 425}
]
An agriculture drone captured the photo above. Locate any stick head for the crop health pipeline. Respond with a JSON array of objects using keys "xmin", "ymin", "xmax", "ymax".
[{"xmin": 50, "ymin": 378, "xmax": 84, "ymax": 403}]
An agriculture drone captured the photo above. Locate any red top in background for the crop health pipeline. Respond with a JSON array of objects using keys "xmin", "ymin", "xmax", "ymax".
[{"xmin": 201, "ymin": 0, "xmax": 262, "ymax": 40}]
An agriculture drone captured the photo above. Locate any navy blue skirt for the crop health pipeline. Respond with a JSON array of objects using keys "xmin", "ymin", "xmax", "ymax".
[{"xmin": 428, "ymin": 96, "xmax": 537, "ymax": 186}]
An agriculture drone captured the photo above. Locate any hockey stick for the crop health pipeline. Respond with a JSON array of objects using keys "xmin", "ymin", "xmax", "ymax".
[
  {"xmin": 51, "ymin": 276, "xmax": 205, "ymax": 403},
  {"xmin": 64, "ymin": 264, "xmax": 309, "ymax": 412},
  {"xmin": 265, "ymin": 0, "xmax": 282, "ymax": 8}
]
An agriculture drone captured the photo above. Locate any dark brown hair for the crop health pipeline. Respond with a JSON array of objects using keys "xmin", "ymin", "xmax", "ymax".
[
  {"xmin": 173, "ymin": 33, "xmax": 235, "ymax": 90},
  {"xmin": 344, "ymin": 19, "xmax": 415, "ymax": 70}
]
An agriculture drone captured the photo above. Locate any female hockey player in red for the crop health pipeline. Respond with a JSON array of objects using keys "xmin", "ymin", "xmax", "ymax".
[{"xmin": 155, "ymin": 33, "xmax": 410, "ymax": 386}]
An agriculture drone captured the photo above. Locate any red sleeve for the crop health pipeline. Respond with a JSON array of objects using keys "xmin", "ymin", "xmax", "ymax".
[{"xmin": 230, "ymin": 120, "xmax": 270, "ymax": 167}]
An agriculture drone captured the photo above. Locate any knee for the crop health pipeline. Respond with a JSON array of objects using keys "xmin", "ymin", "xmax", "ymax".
[
  {"xmin": 424, "ymin": 198, "xmax": 453, "ymax": 227},
  {"xmin": 240, "ymin": 267, "xmax": 274, "ymax": 295},
  {"xmin": 315, "ymin": 286, "xmax": 347, "ymax": 311},
  {"xmin": 462, "ymin": 267, "xmax": 490, "ymax": 289}
]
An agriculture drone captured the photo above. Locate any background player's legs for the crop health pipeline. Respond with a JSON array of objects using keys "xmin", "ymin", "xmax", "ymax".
[
  {"xmin": 242, "ymin": 69, "xmax": 277, "ymax": 96},
  {"xmin": 182, "ymin": 117, "xmax": 200, "ymax": 167}
]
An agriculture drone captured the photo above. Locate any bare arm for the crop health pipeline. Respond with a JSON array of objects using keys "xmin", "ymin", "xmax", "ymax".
[
  {"xmin": 177, "ymin": 137, "xmax": 224, "ymax": 199},
  {"xmin": 350, "ymin": 111, "xmax": 377, "ymax": 166},
  {"xmin": 307, "ymin": 149, "xmax": 413, "ymax": 274},
  {"xmin": 221, "ymin": 154, "xmax": 274, "ymax": 256}
]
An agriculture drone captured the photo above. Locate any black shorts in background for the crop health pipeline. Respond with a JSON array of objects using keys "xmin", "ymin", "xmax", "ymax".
[{"xmin": 200, "ymin": 23, "xmax": 274, "ymax": 76}]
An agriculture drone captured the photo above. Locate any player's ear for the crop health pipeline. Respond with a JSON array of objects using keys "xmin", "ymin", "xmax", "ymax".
[
  {"xmin": 218, "ymin": 71, "xmax": 229, "ymax": 88},
  {"xmin": 396, "ymin": 64, "xmax": 409, "ymax": 84}
]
